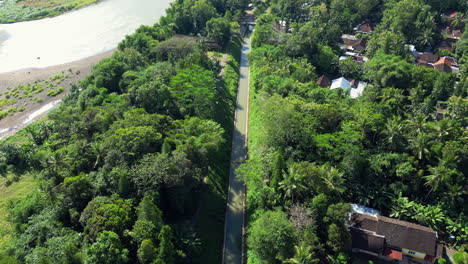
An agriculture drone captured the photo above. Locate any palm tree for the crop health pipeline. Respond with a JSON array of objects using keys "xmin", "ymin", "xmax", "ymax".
[
  {"xmin": 417, "ymin": 28, "xmax": 435, "ymax": 48},
  {"xmin": 319, "ymin": 165, "xmax": 345, "ymax": 195},
  {"xmin": 42, "ymin": 151, "xmax": 70, "ymax": 176},
  {"xmin": 442, "ymin": 184, "xmax": 465, "ymax": 211},
  {"xmin": 369, "ymin": 187, "xmax": 394, "ymax": 211},
  {"xmin": 284, "ymin": 244, "xmax": 317, "ymax": 264},
  {"xmin": 408, "ymin": 132, "xmax": 431, "ymax": 161},
  {"xmin": 451, "ymin": 13, "xmax": 466, "ymax": 29},
  {"xmin": 423, "ymin": 165, "xmax": 451, "ymax": 200},
  {"xmin": 91, "ymin": 141, "xmax": 106, "ymax": 169},
  {"xmin": 406, "ymin": 113, "xmax": 428, "ymax": 135},
  {"xmin": 383, "ymin": 116, "xmax": 405, "ymax": 151},
  {"xmin": 429, "ymin": 120, "xmax": 451, "ymax": 142},
  {"xmin": 326, "ymin": 253, "xmax": 348, "ymax": 264},
  {"xmin": 279, "ymin": 167, "xmax": 307, "ymax": 203}
]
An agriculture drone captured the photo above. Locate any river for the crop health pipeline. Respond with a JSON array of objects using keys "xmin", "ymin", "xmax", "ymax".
[{"xmin": 0, "ymin": 0, "xmax": 172, "ymax": 73}]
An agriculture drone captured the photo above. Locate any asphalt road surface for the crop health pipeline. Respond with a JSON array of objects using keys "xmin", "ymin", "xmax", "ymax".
[{"xmin": 222, "ymin": 33, "xmax": 252, "ymax": 264}]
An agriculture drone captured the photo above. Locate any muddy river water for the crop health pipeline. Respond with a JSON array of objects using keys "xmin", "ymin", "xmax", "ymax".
[{"xmin": 0, "ymin": 0, "xmax": 172, "ymax": 73}]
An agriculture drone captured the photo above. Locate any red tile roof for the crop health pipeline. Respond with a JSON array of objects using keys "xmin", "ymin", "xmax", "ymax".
[
  {"xmin": 449, "ymin": 11, "xmax": 458, "ymax": 18},
  {"xmin": 434, "ymin": 57, "xmax": 454, "ymax": 73},
  {"xmin": 384, "ymin": 248, "xmax": 403, "ymax": 260}
]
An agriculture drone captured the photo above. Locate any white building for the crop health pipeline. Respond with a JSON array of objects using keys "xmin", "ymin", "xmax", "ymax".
[{"xmin": 330, "ymin": 77, "xmax": 367, "ymax": 98}]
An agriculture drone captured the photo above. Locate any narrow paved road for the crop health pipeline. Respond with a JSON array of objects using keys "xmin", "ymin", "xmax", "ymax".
[{"xmin": 222, "ymin": 33, "xmax": 252, "ymax": 264}]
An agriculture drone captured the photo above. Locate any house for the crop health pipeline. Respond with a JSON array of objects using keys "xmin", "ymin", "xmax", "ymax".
[
  {"xmin": 441, "ymin": 11, "xmax": 460, "ymax": 21},
  {"xmin": 443, "ymin": 56, "xmax": 458, "ymax": 67},
  {"xmin": 342, "ymin": 51, "xmax": 368, "ymax": 63},
  {"xmin": 354, "ymin": 23, "xmax": 373, "ymax": 34},
  {"xmin": 317, "ymin": 75, "xmax": 331, "ymax": 88},
  {"xmin": 341, "ymin": 34, "xmax": 367, "ymax": 52},
  {"xmin": 435, "ymin": 39, "xmax": 454, "ymax": 53},
  {"xmin": 331, "ymin": 77, "xmax": 351, "ymax": 90},
  {"xmin": 349, "ymin": 205, "xmax": 443, "ymax": 264},
  {"xmin": 452, "ymin": 30, "xmax": 462, "ymax": 39},
  {"xmin": 416, "ymin": 52, "xmax": 439, "ymax": 64},
  {"xmin": 414, "ymin": 56, "xmax": 459, "ymax": 73},
  {"xmin": 434, "ymin": 57, "xmax": 456, "ymax": 73},
  {"xmin": 330, "ymin": 77, "xmax": 367, "ymax": 98},
  {"xmin": 441, "ymin": 26, "xmax": 462, "ymax": 40},
  {"xmin": 350, "ymin": 80, "xmax": 367, "ymax": 98}
]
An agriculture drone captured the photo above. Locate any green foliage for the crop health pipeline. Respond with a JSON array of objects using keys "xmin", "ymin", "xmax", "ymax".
[
  {"xmin": 137, "ymin": 239, "xmax": 157, "ymax": 264},
  {"xmin": 117, "ymin": 172, "xmax": 130, "ymax": 197},
  {"xmin": 169, "ymin": 65, "xmax": 217, "ymax": 119},
  {"xmin": 380, "ymin": 0, "xmax": 436, "ymax": 46},
  {"xmin": 452, "ymin": 251, "xmax": 468, "ymax": 264},
  {"xmin": 248, "ymin": 210, "xmax": 295, "ymax": 263},
  {"xmin": 104, "ymin": 126, "xmax": 162, "ymax": 158},
  {"xmin": 1, "ymin": 0, "xmax": 241, "ymax": 263},
  {"xmin": 437, "ymin": 258, "xmax": 447, "ymax": 264},
  {"xmin": 155, "ymin": 225, "xmax": 176, "ymax": 264},
  {"xmin": 365, "ymin": 52, "xmax": 413, "ymax": 88},
  {"xmin": 270, "ymin": 151, "xmax": 285, "ymax": 189},
  {"xmin": 85, "ymin": 231, "xmax": 128, "ymax": 264},
  {"xmin": 79, "ymin": 196, "xmax": 133, "ymax": 240},
  {"xmin": 137, "ymin": 196, "xmax": 163, "ymax": 231},
  {"xmin": 339, "ymin": 58, "xmax": 361, "ymax": 80},
  {"xmin": 366, "ymin": 31, "xmax": 406, "ymax": 58},
  {"xmin": 131, "ymin": 151, "xmax": 200, "ymax": 214},
  {"xmin": 246, "ymin": 1, "xmax": 467, "ymax": 261},
  {"xmin": 206, "ymin": 16, "xmax": 231, "ymax": 44}
]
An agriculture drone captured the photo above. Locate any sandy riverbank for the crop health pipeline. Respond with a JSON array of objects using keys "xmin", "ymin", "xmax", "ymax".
[{"xmin": 0, "ymin": 49, "xmax": 114, "ymax": 140}]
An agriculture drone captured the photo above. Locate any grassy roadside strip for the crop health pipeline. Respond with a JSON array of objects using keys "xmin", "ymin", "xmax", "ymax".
[
  {"xmin": 242, "ymin": 29, "xmax": 271, "ymax": 264},
  {"xmin": 193, "ymin": 34, "xmax": 242, "ymax": 264},
  {"xmin": 0, "ymin": 125, "xmax": 38, "ymax": 256},
  {"xmin": 0, "ymin": 175, "xmax": 38, "ymax": 258}
]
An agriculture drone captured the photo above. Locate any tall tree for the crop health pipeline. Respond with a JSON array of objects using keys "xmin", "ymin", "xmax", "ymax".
[
  {"xmin": 85, "ymin": 231, "xmax": 129, "ymax": 264},
  {"xmin": 155, "ymin": 225, "xmax": 176, "ymax": 264},
  {"xmin": 248, "ymin": 210, "xmax": 295, "ymax": 263}
]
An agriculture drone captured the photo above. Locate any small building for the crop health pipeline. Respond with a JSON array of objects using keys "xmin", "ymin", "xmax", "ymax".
[
  {"xmin": 441, "ymin": 27, "xmax": 462, "ymax": 40},
  {"xmin": 441, "ymin": 56, "xmax": 458, "ymax": 67},
  {"xmin": 317, "ymin": 75, "xmax": 331, "ymax": 88},
  {"xmin": 331, "ymin": 77, "xmax": 351, "ymax": 90},
  {"xmin": 435, "ymin": 39, "xmax": 454, "ymax": 53},
  {"xmin": 434, "ymin": 57, "xmax": 456, "ymax": 73},
  {"xmin": 343, "ymin": 51, "xmax": 368, "ymax": 63},
  {"xmin": 441, "ymin": 11, "xmax": 460, "ymax": 21},
  {"xmin": 452, "ymin": 30, "xmax": 462, "ymax": 39},
  {"xmin": 349, "ymin": 207, "xmax": 443, "ymax": 263},
  {"xmin": 340, "ymin": 34, "xmax": 367, "ymax": 52},
  {"xmin": 416, "ymin": 52, "xmax": 439, "ymax": 64},
  {"xmin": 354, "ymin": 23, "xmax": 373, "ymax": 34},
  {"xmin": 330, "ymin": 77, "xmax": 367, "ymax": 98},
  {"xmin": 350, "ymin": 80, "xmax": 367, "ymax": 98}
]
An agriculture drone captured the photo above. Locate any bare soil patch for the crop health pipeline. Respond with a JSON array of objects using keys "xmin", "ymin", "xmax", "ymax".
[{"xmin": 0, "ymin": 50, "xmax": 113, "ymax": 139}]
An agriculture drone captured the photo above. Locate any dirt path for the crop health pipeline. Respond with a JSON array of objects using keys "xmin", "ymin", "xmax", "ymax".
[
  {"xmin": 221, "ymin": 31, "xmax": 252, "ymax": 264},
  {"xmin": 219, "ymin": 53, "xmax": 229, "ymax": 76}
]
